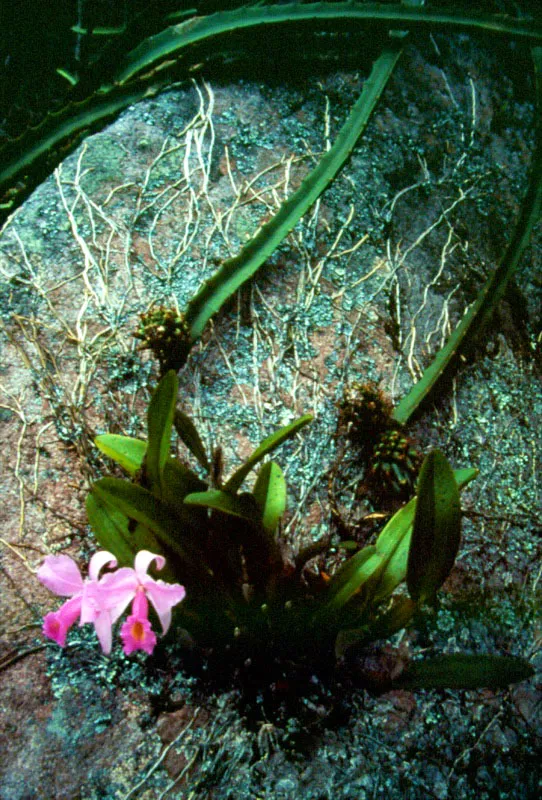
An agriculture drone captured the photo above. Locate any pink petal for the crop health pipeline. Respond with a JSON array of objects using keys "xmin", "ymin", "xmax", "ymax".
[
  {"xmin": 134, "ymin": 550, "xmax": 165, "ymax": 579},
  {"xmin": 97, "ymin": 568, "xmax": 139, "ymax": 623},
  {"xmin": 142, "ymin": 578, "xmax": 186, "ymax": 634},
  {"xmin": 79, "ymin": 581, "xmax": 103, "ymax": 624},
  {"xmin": 132, "ymin": 587, "xmax": 149, "ymax": 618},
  {"xmin": 88, "ymin": 550, "xmax": 117, "ymax": 582},
  {"xmin": 42, "ymin": 595, "xmax": 82, "ymax": 646},
  {"xmin": 43, "ymin": 612, "xmax": 69, "ymax": 647},
  {"xmin": 37, "ymin": 555, "xmax": 84, "ymax": 597},
  {"xmin": 92, "ymin": 610, "xmax": 114, "ymax": 655}
]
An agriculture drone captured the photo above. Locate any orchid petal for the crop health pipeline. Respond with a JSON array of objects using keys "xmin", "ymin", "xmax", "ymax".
[
  {"xmin": 37, "ymin": 554, "xmax": 83, "ymax": 597},
  {"xmin": 134, "ymin": 550, "xmax": 165, "ymax": 579},
  {"xmin": 143, "ymin": 579, "xmax": 186, "ymax": 633},
  {"xmin": 132, "ymin": 587, "xmax": 149, "ymax": 618},
  {"xmin": 93, "ymin": 610, "xmax": 113, "ymax": 655},
  {"xmin": 42, "ymin": 595, "xmax": 81, "ymax": 646},
  {"xmin": 80, "ymin": 581, "xmax": 103, "ymax": 624},
  {"xmin": 97, "ymin": 568, "xmax": 139, "ymax": 623},
  {"xmin": 43, "ymin": 612, "xmax": 70, "ymax": 647},
  {"xmin": 88, "ymin": 550, "xmax": 118, "ymax": 582},
  {"xmin": 120, "ymin": 591, "xmax": 157, "ymax": 655}
]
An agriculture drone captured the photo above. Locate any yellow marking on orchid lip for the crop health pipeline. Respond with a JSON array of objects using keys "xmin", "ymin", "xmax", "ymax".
[{"xmin": 131, "ymin": 621, "xmax": 146, "ymax": 642}]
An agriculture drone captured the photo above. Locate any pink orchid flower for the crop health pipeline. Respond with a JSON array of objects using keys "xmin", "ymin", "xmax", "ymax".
[
  {"xmin": 99, "ymin": 550, "xmax": 186, "ymax": 655},
  {"xmin": 37, "ymin": 550, "xmax": 118, "ymax": 653}
]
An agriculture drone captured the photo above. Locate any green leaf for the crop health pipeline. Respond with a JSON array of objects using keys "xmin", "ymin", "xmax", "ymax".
[
  {"xmin": 320, "ymin": 465, "xmax": 477, "ymax": 620},
  {"xmin": 91, "ymin": 477, "xmax": 195, "ymax": 566},
  {"xmin": 0, "ymin": 80, "xmax": 167, "ymax": 220},
  {"xmin": 185, "ymin": 42, "xmax": 403, "ymax": 340},
  {"xmin": 56, "ymin": 68, "xmax": 78, "ymax": 86},
  {"xmin": 118, "ymin": 4, "xmax": 542, "ymax": 86},
  {"xmin": 392, "ymin": 49, "xmax": 542, "ymax": 426},
  {"xmin": 2, "ymin": 5, "xmax": 540, "ymax": 227},
  {"xmin": 367, "ymin": 467, "xmax": 477, "ymax": 604},
  {"xmin": 395, "ymin": 654, "xmax": 534, "ymax": 690},
  {"xmin": 224, "ymin": 414, "xmax": 312, "ymax": 493},
  {"xmin": 319, "ymin": 545, "xmax": 386, "ymax": 616},
  {"xmin": 335, "ymin": 596, "xmax": 416, "ymax": 657},
  {"xmin": 334, "ymin": 626, "xmax": 371, "ymax": 659},
  {"xmin": 86, "ymin": 492, "xmax": 139, "ymax": 566},
  {"xmin": 184, "ymin": 489, "xmax": 259, "ymax": 523},
  {"xmin": 94, "ymin": 434, "xmax": 147, "ymax": 475},
  {"xmin": 173, "ymin": 409, "xmax": 210, "ymax": 471},
  {"xmin": 86, "ymin": 491, "xmax": 178, "ymax": 581},
  {"xmin": 161, "ymin": 459, "xmax": 208, "ymax": 509},
  {"xmin": 407, "ymin": 450, "xmax": 461, "ymax": 604},
  {"xmin": 252, "ymin": 461, "xmax": 287, "ymax": 535},
  {"xmin": 146, "ymin": 370, "xmax": 178, "ymax": 495},
  {"xmin": 91, "ymin": 26, "xmax": 127, "ymax": 36}
]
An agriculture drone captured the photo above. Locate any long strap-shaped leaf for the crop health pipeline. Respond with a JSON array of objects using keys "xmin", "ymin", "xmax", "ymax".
[
  {"xmin": 0, "ymin": 80, "xmax": 168, "ymax": 202},
  {"xmin": 394, "ymin": 653, "xmax": 534, "ymax": 690},
  {"xmin": 393, "ymin": 45, "xmax": 542, "ymax": 426},
  {"xmin": 185, "ymin": 42, "xmax": 403, "ymax": 338},
  {"xmin": 2, "ymin": 5, "xmax": 540, "ymax": 225},
  {"xmin": 225, "ymin": 414, "xmax": 313, "ymax": 493},
  {"xmin": 145, "ymin": 369, "xmax": 178, "ymax": 495},
  {"xmin": 406, "ymin": 450, "xmax": 461, "ymax": 604},
  {"xmin": 117, "ymin": 3, "xmax": 542, "ymax": 84}
]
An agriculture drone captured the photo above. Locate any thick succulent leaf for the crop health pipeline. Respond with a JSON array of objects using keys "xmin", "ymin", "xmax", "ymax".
[
  {"xmin": 184, "ymin": 489, "xmax": 260, "ymax": 523},
  {"xmin": 161, "ymin": 459, "xmax": 208, "ymax": 508},
  {"xmin": 252, "ymin": 461, "xmax": 287, "ymax": 535},
  {"xmin": 395, "ymin": 654, "xmax": 534, "ymax": 690},
  {"xmin": 118, "ymin": 3, "xmax": 541, "ymax": 85},
  {"xmin": 407, "ymin": 450, "xmax": 461, "ymax": 604},
  {"xmin": 0, "ymin": 81, "xmax": 167, "ymax": 223},
  {"xmin": 146, "ymin": 370, "xmax": 178, "ymax": 494},
  {"xmin": 174, "ymin": 409, "xmax": 210, "ymax": 471},
  {"xmin": 320, "ymin": 545, "xmax": 386, "ymax": 616},
  {"xmin": 94, "ymin": 434, "xmax": 147, "ymax": 475},
  {"xmin": 225, "ymin": 415, "xmax": 312, "ymax": 493},
  {"xmin": 366, "ymin": 467, "xmax": 477, "ymax": 604},
  {"xmin": 2, "ymin": 6, "xmax": 540, "ymax": 228},
  {"xmin": 334, "ymin": 596, "xmax": 416, "ymax": 658},
  {"xmin": 86, "ymin": 492, "xmax": 140, "ymax": 566},
  {"xmin": 91, "ymin": 477, "xmax": 194, "ymax": 565}
]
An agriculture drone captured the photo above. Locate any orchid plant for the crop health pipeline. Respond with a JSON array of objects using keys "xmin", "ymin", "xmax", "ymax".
[{"xmin": 36, "ymin": 371, "xmax": 534, "ymax": 695}]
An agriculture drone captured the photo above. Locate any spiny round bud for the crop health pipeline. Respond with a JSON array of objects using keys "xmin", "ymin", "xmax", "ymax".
[
  {"xmin": 367, "ymin": 429, "xmax": 421, "ymax": 497},
  {"xmin": 134, "ymin": 306, "xmax": 191, "ymax": 373},
  {"xmin": 338, "ymin": 381, "xmax": 393, "ymax": 447}
]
